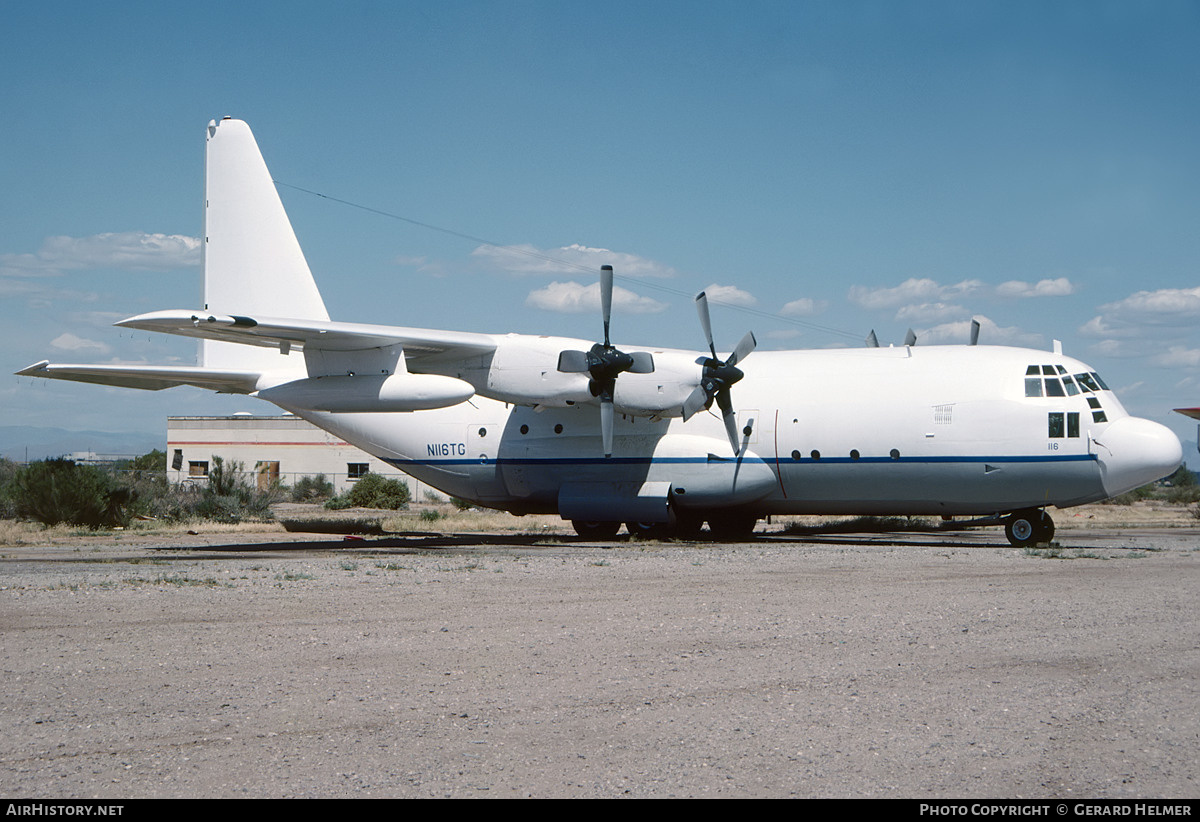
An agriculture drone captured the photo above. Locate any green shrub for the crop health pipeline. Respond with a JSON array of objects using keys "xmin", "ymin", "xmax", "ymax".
[
  {"xmin": 327, "ymin": 473, "xmax": 410, "ymax": 510},
  {"xmin": 0, "ymin": 457, "xmax": 19, "ymax": 518},
  {"xmin": 9, "ymin": 459, "xmax": 134, "ymax": 527},
  {"xmin": 292, "ymin": 474, "xmax": 334, "ymax": 502}
]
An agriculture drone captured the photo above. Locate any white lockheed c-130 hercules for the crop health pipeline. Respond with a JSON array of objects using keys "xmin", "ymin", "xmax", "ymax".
[{"xmin": 18, "ymin": 118, "xmax": 1185, "ymax": 545}]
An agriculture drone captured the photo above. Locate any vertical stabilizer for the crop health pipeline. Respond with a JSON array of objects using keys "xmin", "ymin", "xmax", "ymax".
[{"xmin": 201, "ymin": 117, "xmax": 329, "ymax": 369}]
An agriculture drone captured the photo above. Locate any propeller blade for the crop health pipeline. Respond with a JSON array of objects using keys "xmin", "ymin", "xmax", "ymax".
[
  {"xmin": 682, "ymin": 384, "xmax": 709, "ymax": 421},
  {"xmin": 722, "ymin": 406, "xmax": 741, "ymax": 455},
  {"xmin": 969, "ymin": 319, "xmax": 980, "ymax": 346},
  {"xmin": 600, "ymin": 264, "xmax": 613, "ymax": 347},
  {"xmin": 904, "ymin": 328, "xmax": 917, "ymax": 347},
  {"xmin": 557, "ymin": 350, "xmax": 590, "ymax": 373},
  {"xmin": 729, "ymin": 331, "xmax": 756, "ymax": 367},
  {"xmin": 600, "ymin": 396, "xmax": 614, "ymax": 458},
  {"xmin": 695, "ymin": 292, "xmax": 717, "ymax": 359},
  {"xmin": 866, "ymin": 329, "xmax": 879, "ymax": 348}
]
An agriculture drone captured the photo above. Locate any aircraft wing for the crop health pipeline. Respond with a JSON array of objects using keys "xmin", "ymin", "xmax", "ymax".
[
  {"xmin": 15, "ymin": 361, "xmax": 264, "ymax": 393},
  {"xmin": 115, "ymin": 310, "xmax": 497, "ymax": 363}
]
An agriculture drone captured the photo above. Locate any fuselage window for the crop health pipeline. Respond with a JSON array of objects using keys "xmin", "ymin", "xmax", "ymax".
[
  {"xmin": 1087, "ymin": 396, "xmax": 1101, "ymax": 409},
  {"xmin": 1090, "ymin": 372, "xmax": 1110, "ymax": 390},
  {"xmin": 1025, "ymin": 378, "xmax": 1043, "ymax": 397},
  {"xmin": 1074, "ymin": 373, "xmax": 1100, "ymax": 393},
  {"xmin": 1041, "ymin": 365, "xmax": 1056, "ymax": 375},
  {"xmin": 1045, "ymin": 378, "xmax": 1065, "ymax": 397},
  {"xmin": 810, "ymin": 450, "xmax": 821, "ymax": 460},
  {"xmin": 1055, "ymin": 365, "xmax": 1068, "ymax": 375},
  {"xmin": 1062, "ymin": 376, "xmax": 1079, "ymax": 396},
  {"xmin": 1067, "ymin": 412, "xmax": 1080, "ymax": 438},
  {"xmin": 1048, "ymin": 412, "xmax": 1065, "ymax": 438},
  {"xmin": 1093, "ymin": 410, "xmax": 1108, "ymax": 423},
  {"xmin": 1026, "ymin": 365, "xmax": 1040, "ymax": 375}
]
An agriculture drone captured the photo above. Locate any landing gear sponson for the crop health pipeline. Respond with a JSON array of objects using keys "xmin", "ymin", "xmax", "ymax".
[{"xmin": 571, "ymin": 513, "xmax": 759, "ymax": 541}]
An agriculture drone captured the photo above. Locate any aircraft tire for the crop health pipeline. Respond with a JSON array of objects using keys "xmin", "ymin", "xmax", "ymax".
[
  {"xmin": 572, "ymin": 520, "xmax": 621, "ymax": 539},
  {"xmin": 707, "ymin": 513, "xmax": 758, "ymax": 541},
  {"xmin": 625, "ymin": 521, "xmax": 672, "ymax": 540},
  {"xmin": 672, "ymin": 512, "xmax": 705, "ymax": 540},
  {"xmin": 1036, "ymin": 510, "xmax": 1055, "ymax": 543},
  {"xmin": 1004, "ymin": 509, "xmax": 1052, "ymax": 547}
]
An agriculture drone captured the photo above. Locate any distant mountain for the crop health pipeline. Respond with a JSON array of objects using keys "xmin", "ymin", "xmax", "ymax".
[{"xmin": 0, "ymin": 426, "xmax": 162, "ymax": 462}]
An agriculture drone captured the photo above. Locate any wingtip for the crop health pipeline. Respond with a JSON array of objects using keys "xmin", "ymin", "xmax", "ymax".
[{"xmin": 15, "ymin": 360, "xmax": 49, "ymax": 377}]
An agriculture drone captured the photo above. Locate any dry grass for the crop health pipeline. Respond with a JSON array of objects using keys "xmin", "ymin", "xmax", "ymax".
[
  {"xmin": 0, "ymin": 517, "xmax": 286, "ymax": 547},
  {"xmin": 381, "ymin": 506, "xmax": 568, "ymax": 534}
]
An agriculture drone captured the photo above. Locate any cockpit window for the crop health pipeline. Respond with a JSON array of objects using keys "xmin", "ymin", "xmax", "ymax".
[{"xmin": 1025, "ymin": 366, "xmax": 1109, "ymax": 398}]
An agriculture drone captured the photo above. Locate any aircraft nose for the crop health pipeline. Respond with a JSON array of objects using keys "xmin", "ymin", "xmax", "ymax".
[{"xmin": 1096, "ymin": 416, "xmax": 1183, "ymax": 498}]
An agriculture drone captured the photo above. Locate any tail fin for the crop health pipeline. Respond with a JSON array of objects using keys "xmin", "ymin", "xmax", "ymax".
[{"xmin": 201, "ymin": 117, "xmax": 329, "ymax": 369}]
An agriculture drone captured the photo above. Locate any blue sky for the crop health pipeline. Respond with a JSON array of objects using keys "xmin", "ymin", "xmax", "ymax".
[{"xmin": 3, "ymin": 1, "xmax": 1199, "ymax": 446}]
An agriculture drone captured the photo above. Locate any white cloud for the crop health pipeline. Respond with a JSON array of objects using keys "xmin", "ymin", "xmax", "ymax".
[
  {"xmin": 780, "ymin": 297, "xmax": 826, "ymax": 317},
  {"xmin": 894, "ymin": 302, "xmax": 968, "ymax": 323},
  {"xmin": 996, "ymin": 277, "xmax": 1075, "ymax": 298},
  {"xmin": 917, "ymin": 315, "xmax": 1042, "ymax": 347},
  {"xmin": 525, "ymin": 281, "xmax": 668, "ymax": 314},
  {"xmin": 847, "ymin": 277, "xmax": 982, "ymax": 311},
  {"xmin": 0, "ymin": 232, "xmax": 200, "ymax": 277},
  {"xmin": 701, "ymin": 283, "xmax": 757, "ymax": 307},
  {"xmin": 1098, "ymin": 286, "xmax": 1200, "ymax": 324},
  {"xmin": 49, "ymin": 333, "xmax": 111, "ymax": 354},
  {"xmin": 472, "ymin": 243, "xmax": 677, "ymax": 278},
  {"xmin": 1152, "ymin": 346, "xmax": 1200, "ymax": 368}
]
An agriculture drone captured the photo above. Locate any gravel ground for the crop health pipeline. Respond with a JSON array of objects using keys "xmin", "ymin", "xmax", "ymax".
[{"xmin": 1, "ymin": 512, "xmax": 1197, "ymax": 798}]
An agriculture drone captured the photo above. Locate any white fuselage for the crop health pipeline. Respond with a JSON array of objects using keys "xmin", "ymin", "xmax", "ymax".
[{"xmin": 278, "ymin": 340, "xmax": 1181, "ymax": 519}]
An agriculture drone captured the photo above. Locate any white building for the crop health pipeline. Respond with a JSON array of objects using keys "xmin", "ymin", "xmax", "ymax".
[{"xmin": 166, "ymin": 414, "xmax": 442, "ymax": 499}]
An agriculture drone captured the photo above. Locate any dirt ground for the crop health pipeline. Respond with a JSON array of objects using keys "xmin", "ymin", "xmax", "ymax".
[{"xmin": 1, "ymin": 504, "xmax": 1197, "ymax": 798}]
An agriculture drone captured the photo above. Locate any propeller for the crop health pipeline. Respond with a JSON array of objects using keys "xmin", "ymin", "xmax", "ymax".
[
  {"xmin": 556, "ymin": 265, "xmax": 654, "ymax": 457},
  {"xmin": 682, "ymin": 291, "xmax": 756, "ymax": 454}
]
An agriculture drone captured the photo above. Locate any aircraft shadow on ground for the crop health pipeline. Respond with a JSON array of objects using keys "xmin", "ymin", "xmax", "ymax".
[{"xmin": 142, "ymin": 528, "xmax": 1129, "ymax": 554}]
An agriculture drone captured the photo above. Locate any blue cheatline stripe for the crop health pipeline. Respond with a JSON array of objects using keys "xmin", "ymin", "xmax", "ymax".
[{"xmin": 385, "ymin": 453, "xmax": 1099, "ymax": 469}]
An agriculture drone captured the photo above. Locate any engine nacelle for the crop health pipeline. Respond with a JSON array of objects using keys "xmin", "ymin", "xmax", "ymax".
[
  {"xmin": 611, "ymin": 350, "xmax": 703, "ymax": 417},
  {"xmin": 257, "ymin": 373, "xmax": 474, "ymax": 412},
  {"xmin": 469, "ymin": 334, "xmax": 704, "ymax": 417}
]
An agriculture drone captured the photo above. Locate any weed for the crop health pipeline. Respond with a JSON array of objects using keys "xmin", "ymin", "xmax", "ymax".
[{"xmin": 274, "ymin": 571, "xmax": 316, "ymax": 582}]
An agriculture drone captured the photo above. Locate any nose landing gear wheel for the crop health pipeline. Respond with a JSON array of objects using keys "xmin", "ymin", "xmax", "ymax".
[{"xmin": 1003, "ymin": 509, "xmax": 1054, "ymax": 547}]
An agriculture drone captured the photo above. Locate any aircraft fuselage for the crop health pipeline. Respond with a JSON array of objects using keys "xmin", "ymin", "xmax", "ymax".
[{"xmin": 285, "ymin": 340, "xmax": 1179, "ymax": 523}]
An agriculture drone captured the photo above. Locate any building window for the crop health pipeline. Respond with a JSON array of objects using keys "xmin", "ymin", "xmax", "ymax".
[
  {"xmin": 188, "ymin": 461, "xmax": 209, "ymax": 477},
  {"xmin": 348, "ymin": 463, "xmax": 369, "ymax": 480}
]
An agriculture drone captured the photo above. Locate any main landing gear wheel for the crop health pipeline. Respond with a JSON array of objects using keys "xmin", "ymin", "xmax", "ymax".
[
  {"xmin": 706, "ymin": 513, "xmax": 759, "ymax": 541},
  {"xmin": 625, "ymin": 521, "xmax": 673, "ymax": 540},
  {"xmin": 572, "ymin": 520, "xmax": 620, "ymax": 539},
  {"xmin": 1003, "ymin": 509, "xmax": 1054, "ymax": 547}
]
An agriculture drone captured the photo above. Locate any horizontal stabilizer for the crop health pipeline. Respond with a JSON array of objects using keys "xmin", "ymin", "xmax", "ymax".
[{"xmin": 15, "ymin": 361, "xmax": 263, "ymax": 393}]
